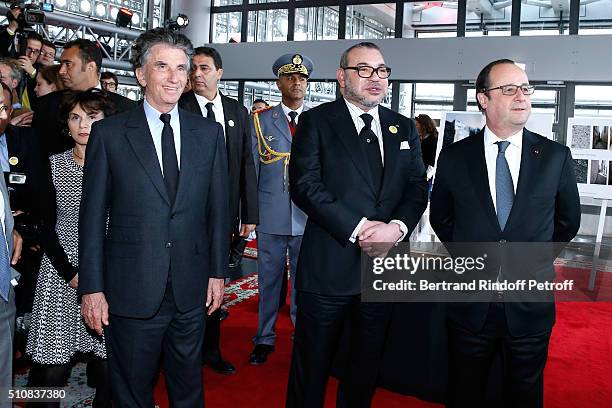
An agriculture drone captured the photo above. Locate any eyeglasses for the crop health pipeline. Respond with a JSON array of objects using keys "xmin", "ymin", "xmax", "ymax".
[
  {"xmin": 39, "ymin": 51, "xmax": 55, "ymax": 59},
  {"xmin": 101, "ymin": 81, "xmax": 117, "ymax": 89},
  {"xmin": 480, "ymin": 84, "xmax": 535, "ymax": 96},
  {"xmin": 342, "ymin": 65, "xmax": 391, "ymax": 79},
  {"xmin": 26, "ymin": 47, "xmax": 41, "ymax": 56}
]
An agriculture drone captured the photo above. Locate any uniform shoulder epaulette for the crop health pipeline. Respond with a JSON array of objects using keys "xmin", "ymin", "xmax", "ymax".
[{"xmin": 253, "ymin": 105, "xmax": 273, "ymax": 115}]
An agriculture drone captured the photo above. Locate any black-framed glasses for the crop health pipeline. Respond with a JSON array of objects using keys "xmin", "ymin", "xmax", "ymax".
[
  {"xmin": 342, "ymin": 65, "xmax": 391, "ymax": 79},
  {"xmin": 480, "ymin": 84, "xmax": 535, "ymax": 96},
  {"xmin": 101, "ymin": 81, "xmax": 117, "ymax": 89}
]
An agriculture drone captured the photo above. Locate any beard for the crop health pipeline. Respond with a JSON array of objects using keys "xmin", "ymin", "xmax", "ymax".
[{"xmin": 343, "ymin": 75, "xmax": 384, "ymax": 109}]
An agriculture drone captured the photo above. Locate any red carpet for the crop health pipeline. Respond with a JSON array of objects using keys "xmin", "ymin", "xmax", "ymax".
[{"xmin": 153, "ymin": 268, "xmax": 612, "ymax": 407}]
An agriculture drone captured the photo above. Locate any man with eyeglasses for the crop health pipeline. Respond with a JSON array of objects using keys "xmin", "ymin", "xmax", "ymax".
[
  {"xmin": 287, "ymin": 42, "xmax": 428, "ymax": 407},
  {"xmin": 15, "ymin": 32, "xmax": 43, "ymax": 112},
  {"xmin": 100, "ymin": 72, "xmax": 118, "ymax": 93},
  {"xmin": 430, "ymin": 59, "xmax": 581, "ymax": 408},
  {"xmin": 36, "ymin": 40, "xmax": 56, "ymax": 67}
]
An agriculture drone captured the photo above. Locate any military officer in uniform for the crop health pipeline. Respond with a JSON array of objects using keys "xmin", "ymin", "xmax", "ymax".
[{"xmin": 249, "ymin": 53, "xmax": 313, "ymax": 365}]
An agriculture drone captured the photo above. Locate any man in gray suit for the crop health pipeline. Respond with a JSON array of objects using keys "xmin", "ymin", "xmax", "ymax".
[
  {"xmin": 249, "ymin": 53, "xmax": 313, "ymax": 365},
  {"xmin": 0, "ymin": 86, "xmax": 23, "ymax": 408}
]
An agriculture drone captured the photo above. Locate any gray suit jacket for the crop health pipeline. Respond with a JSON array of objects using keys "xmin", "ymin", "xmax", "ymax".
[{"xmin": 251, "ymin": 104, "xmax": 307, "ymax": 236}]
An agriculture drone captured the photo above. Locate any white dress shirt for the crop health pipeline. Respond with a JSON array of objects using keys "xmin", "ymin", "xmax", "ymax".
[
  {"xmin": 343, "ymin": 99, "xmax": 407, "ymax": 244},
  {"xmin": 143, "ymin": 98, "xmax": 181, "ymax": 174},
  {"xmin": 194, "ymin": 91, "xmax": 226, "ymax": 137},
  {"xmin": 280, "ymin": 102, "xmax": 304, "ymax": 126},
  {"xmin": 483, "ymin": 126, "xmax": 522, "ymax": 213}
]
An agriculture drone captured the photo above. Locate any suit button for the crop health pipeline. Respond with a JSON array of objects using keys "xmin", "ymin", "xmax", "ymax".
[
  {"xmin": 170, "ymin": 213, "xmax": 176, "ymax": 219},
  {"xmin": 499, "ymin": 239, "xmax": 507, "ymax": 244},
  {"xmin": 166, "ymin": 242, "xmax": 173, "ymax": 248}
]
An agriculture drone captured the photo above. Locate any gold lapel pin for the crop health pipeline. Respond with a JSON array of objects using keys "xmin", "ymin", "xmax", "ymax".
[
  {"xmin": 389, "ymin": 125, "xmax": 398, "ymax": 134},
  {"xmin": 8, "ymin": 156, "xmax": 18, "ymax": 166},
  {"xmin": 228, "ymin": 119, "xmax": 235, "ymax": 127}
]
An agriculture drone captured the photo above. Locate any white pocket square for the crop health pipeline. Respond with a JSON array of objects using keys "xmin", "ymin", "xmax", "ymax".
[{"xmin": 400, "ymin": 141, "xmax": 410, "ymax": 150}]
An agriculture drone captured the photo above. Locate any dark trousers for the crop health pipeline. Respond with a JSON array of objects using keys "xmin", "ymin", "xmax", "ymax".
[
  {"xmin": 447, "ymin": 302, "xmax": 551, "ymax": 408},
  {"xmin": 105, "ymin": 281, "xmax": 206, "ymax": 408},
  {"xmin": 286, "ymin": 291, "xmax": 392, "ymax": 408},
  {"xmin": 202, "ymin": 309, "xmax": 221, "ymax": 361}
]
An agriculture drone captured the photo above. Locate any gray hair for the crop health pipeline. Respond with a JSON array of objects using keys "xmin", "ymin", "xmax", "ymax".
[
  {"xmin": 0, "ymin": 58, "xmax": 23, "ymax": 85},
  {"xmin": 339, "ymin": 42, "xmax": 381, "ymax": 68},
  {"xmin": 130, "ymin": 28, "xmax": 194, "ymax": 72}
]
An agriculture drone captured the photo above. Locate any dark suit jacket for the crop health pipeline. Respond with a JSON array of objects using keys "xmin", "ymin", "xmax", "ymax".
[
  {"xmin": 289, "ymin": 98, "xmax": 429, "ymax": 296},
  {"xmin": 430, "ymin": 128, "xmax": 581, "ymax": 336},
  {"xmin": 4, "ymin": 124, "xmax": 48, "ymax": 218},
  {"xmin": 178, "ymin": 90, "xmax": 258, "ymax": 228},
  {"xmin": 32, "ymin": 88, "xmax": 137, "ymax": 156},
  {"xmin": 78, "ymin": 105, "xmax": 230, "ymax": 318}
]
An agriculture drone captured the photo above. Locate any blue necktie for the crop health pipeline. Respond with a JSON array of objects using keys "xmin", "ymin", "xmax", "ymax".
[
  {"xmin": 495, "ymin": 141, "xmax": 514, "ymax": 231},
  {"xmin": 0, "ymin": 225, "xmax": 11, "ymax": 302}
]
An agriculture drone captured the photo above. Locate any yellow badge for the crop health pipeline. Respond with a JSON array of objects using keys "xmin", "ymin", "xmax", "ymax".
[
  {"xmin": 8, "ymin": 156, "xmax": 18, "ymax": 166},
  {"xmin": 292, "ymin": 54, "xmax": 303, "ymax": 65},
  {"xmin": 228, "ymin": 119, "xmax": 235, "ymax": 127},
  {"xmin": 389, "ymin": 125, "xmax": 398, "ymax": 134}
]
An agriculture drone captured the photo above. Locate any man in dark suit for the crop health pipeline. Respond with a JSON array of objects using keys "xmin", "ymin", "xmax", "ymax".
[
  {"xmin": 0, "ymin": 80, "xmax": 23, "ymax": 408},
  {"xmin": 287, "ymin": 42, "xmax": 428, "ymax": 407},
  {"xmin": 32, "ymin": 38, "xmax": 136, "ymax": 155},
  {"xmin": 0, "ymin": 82, "xmax": 47, "ymax": 325},
  {"xmin": 179, "ymin": 46, "xmax": 258, "ymax": 375},
  {"xmin": 78, "ymin": 28, "xmax": 230, "ymax": 407},
  {"xmin": 430, "ymin": 59, "xmax": 581, "ymax": 408}
]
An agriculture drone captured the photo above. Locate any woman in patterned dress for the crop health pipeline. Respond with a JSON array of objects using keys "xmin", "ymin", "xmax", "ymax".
[{"xmin": 26, "ymin": 89, "xmax": 116, "ymax": 407}]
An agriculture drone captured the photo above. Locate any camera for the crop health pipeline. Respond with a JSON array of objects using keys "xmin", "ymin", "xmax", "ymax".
[{"xmin": 6, "ymin": 1, "xmax": 49, "ymax": 32}]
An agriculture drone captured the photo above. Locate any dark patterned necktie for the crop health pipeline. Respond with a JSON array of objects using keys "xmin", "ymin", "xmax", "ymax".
[
  {"xmin": 160, "ymin": 113, "xmax": 179, "ymax": 204},
  {"xmin": 205, "ymin": 102, "xmax": 216, "ymax": 122},
  {"xmin": 288, "ymin": 111, "xmax": 298, "ymax": 137},
  {"xmin": 360, "ymin": 113, "xmax": 383, "ymax": 192},
  {"xmin": 0, "ymin": 225, "xmax": 11, "ymax": 302}
]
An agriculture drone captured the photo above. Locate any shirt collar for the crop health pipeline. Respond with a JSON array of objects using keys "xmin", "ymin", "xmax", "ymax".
[
  {"xmin": 194, "ymin": 90, "xmax": 222, "ymax": 107},
  {"xmin": 343, "ymin": 98, "xmax": 379, "ymax": 123},
  {"xmin": 143, "ymin": 98, "xmax": 179, "ymax": 125},
  {"xmin": 484, "ymin": 125, "xmax": 523, "ymax": 149},
  {"xmin": 281, "ymin": 102, "xmax": 303, "ymax": 117}
]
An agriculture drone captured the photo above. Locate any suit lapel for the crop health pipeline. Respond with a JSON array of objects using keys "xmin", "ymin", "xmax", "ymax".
[
  {"xmin": 505, "ymin": 129, "xmax": 544, "ymax": 229},
  {"xmin": 271, "ymin": 105, "xmax": 292, "ymax": 144},
  {"xmin": 173, "ymin": 109, "xmax": 199, "ymax": 210},
  {"xmin": 329, "ymin": 99, "xmax": 376, "ymax": 194},
  {"xmin": 124, "ymin": 107, "xmax": 170, "ymax": 206},
  {"xmin": 378, "ymin": 107, "xmax": 400, "ymax": 196},
  {"xmin": 467, "ymin": 130, "xmax": 501, "ymax": 234},
  {"xmin": 221, "ymin": 94, "xmax": 236, "ymax": 163}
]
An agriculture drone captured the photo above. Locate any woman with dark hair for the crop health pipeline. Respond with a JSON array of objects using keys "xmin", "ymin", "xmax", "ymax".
[
  {"xmin": 34, "ymin": 65, "xmax": 63, "ymax": 98},
  {"xmin": 415, "ymin": 113, "xmax": 439, "ymax": 168},
  {"xmin": 26, "ymin": 89, "xmax": 116, "ymax": 407}
]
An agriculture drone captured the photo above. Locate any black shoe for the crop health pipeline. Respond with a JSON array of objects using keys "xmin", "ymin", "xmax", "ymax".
[
  {"xmin": 249, "ymin": 344, "xmax": 274, "ymax": 365},
  {"xmin": 205, "ymin": 357, "xmax": 236, "ymax": 375},
  {"xmin": 219, "ymin": 309, "xmax": 230, "ymax": 321}
]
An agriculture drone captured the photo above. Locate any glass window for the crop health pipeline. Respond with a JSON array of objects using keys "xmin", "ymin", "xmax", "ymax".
[
  {"xmin": 295, "ymin": 6, "xmax": 339, "ymax": 41},
  {"xmin": 214, "ymin": 0, "xmax": 242, "ymax": 5},
  {"xmin": 306, "ymin": 81, "xmax": 337, "ymax": 106},
  {"xmin": 398, "ymin": 82, "xmax": 414, "ymax": 118},
  {"xmin": 212, "ymin": 12, "xmax": 242, "ymax": 44},
  {"xmin": 248, "ymin": 9, "xmax": 289, "ymax": 42},
  {"xmin": 244, "ymin": 81, "xmax": 282, "ymax": 109},
  {"xmin": 219, "ymin": 81, "xmax": 240, "ymax": 101},
  {"xmin": 404, "ymin": 2, "xmax": 458, "ymax": 38},
  {"xmin": 410, "ymin": 83, "xmax": 455, "ymax": 121},
  {"xmin": 346, "ymin": 4, "xmax": 396, "ymax": 39},
  {"xmin": 579, "ymin": 0, "xmax": 612, "ymax": 35},
  {"xmin": 575, "ymin": 85, "xmax": 612, "ymax": 117},
  {"xmin": 520, "ymin": 2, "xmax": 569, "ymax": 35},
  {"xmin": 465, "ymin": 2, "xmax": 512, "ymax": 37}
]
